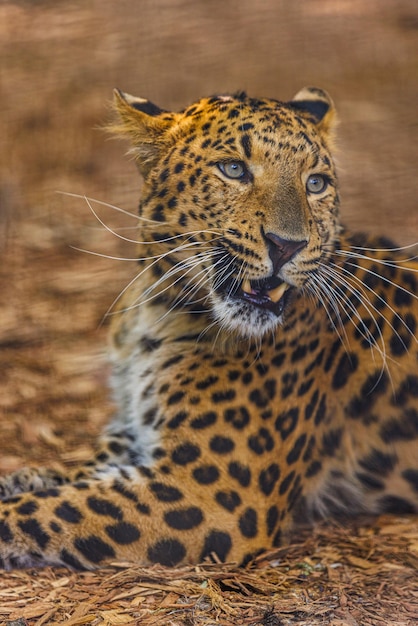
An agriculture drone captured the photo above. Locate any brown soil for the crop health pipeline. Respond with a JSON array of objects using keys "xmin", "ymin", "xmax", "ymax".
[{"xmin": 0, "ymin": 1, "xmax": 417, "ymax": 624}]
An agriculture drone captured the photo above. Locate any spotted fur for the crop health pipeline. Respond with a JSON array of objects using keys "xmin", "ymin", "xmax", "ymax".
[{"xmin": 0, "ymin": 87, "xmax": 417, "ymax": 569}]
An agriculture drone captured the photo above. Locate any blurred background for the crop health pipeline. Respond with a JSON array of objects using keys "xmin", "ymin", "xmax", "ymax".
[{"xmin": 0, "ymin": 0, "xmax": 417, "ymax": 469}]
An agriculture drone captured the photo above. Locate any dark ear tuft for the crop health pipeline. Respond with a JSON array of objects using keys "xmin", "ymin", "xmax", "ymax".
[
  {"xmin": 114, "ymin": 89, "xmax": 165, "ymax": 116},
  {"xmin": 111, "ymin": 89, "xmax": 175, "ymax": 178},
  {"xmin": 290, "ymin": 99, "xmax": 330, "ymax": 122},
  {"xmin": 289, "ymin": 87, "xmax": 336, "ymax": 133}
]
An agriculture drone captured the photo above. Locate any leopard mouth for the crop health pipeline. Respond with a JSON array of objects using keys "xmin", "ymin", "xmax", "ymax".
[{"xmin": 218, "ymin": 274, "xmax": 291, "ymax": 317}]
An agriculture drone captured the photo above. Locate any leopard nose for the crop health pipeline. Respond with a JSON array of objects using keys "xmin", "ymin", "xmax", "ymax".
[{"xmin": 264, "ymin": 232, "xmax": 307, "ymax": 273}]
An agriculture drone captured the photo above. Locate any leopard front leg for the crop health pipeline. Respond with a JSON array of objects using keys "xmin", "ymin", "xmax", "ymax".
[
  {"xmin": 0, "ymin": 432, "xmax": 138, "ymax": 499},
  {"xmin": 0, "ymin": 467, "xmax": 70, "ymax": 499}
]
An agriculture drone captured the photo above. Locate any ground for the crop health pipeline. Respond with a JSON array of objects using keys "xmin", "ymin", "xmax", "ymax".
[{"xmin": 0, "ymin": 1, "xmax": 417, "ymax": 624}]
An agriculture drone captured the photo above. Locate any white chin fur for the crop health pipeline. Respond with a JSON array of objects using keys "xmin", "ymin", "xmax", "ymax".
[{"xmin": 211, "ymin": 296, "xmax": 282, "ymax": 339}]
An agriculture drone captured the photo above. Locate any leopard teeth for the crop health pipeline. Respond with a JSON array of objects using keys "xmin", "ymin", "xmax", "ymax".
[
  {"xmin": 267, "ymin": 282, "xmax": 288, "ymax": 303},
  {"xmin": 242, "ymin": 279, "xmax": 252, "ymax": 294}
]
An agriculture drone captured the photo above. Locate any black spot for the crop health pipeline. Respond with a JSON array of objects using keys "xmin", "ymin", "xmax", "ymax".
[
  {"xmin": 138, "ymin": 466, "xmax": 155, "ymax": 480},
  {"xmin": 266, "ymin": 505, "xmax": 279, "ymax": 536},
  {"xmin": 239, "ymin": 507, "xmax": 258, "ymax": 538},
  {"xmin": 332, "ymin": 353, "xmax": 359, "ymax": 390},
  {"xmin": 291, "ymin": 344, "xmax": 307, "ymax": 362},
  {"xmin": 402, "ymin": 469, "xmax": 418, "ymax": 493},
  {"xmin": 304, "ymin": 389, "xmax": 319, "ymax": 421},
  {"xmin": 281, "ymin": 372, "xmax": 298, "ymax": 399},
  {"xmin": 377, "ymin": 495, "xmax": 416, "ymax": 514},
  {"xmin": 242, "ymin": 371, "xmax": 253, "ymax": 385},
  {"xmin": 321, "ymin": 428, "xmax": 343, "ymax": 457},
  {"xmin": 167, "ymin": 391, "xmax": 185, "ymax": 406},
  {"xmin": 0, "ymin": 520, "xmax": 13, "ymax": 543},
  {"xmin": 228, "ymin": 369, "xmax": 240, "ymax": 381},
  {"xmin": 324, "ymin": 339, "xmax": 341, "ymax": 372},
  {"xmin": 380, "ymin": 409, "xmax": 418, "ymax": 443},
  {"xmin": 358, "ymin": 448, "xmax": 397, "ymax": 476},
  {"xmin": 54, "ymin": 501, "xmax": 83, "ymax": 524},
  {"xmin": 228, "ymin": 461, "xmax": 251, "ymax": 487},
  {"xmin": 192, "ymin": 465, "xmax": 220, "ymax": 485},
  {"xmin": 171, "ymin": 442, "xmax": 201, "ymax": 465},
  {"xmin": 87, "ymin": 497, "xmax": 123, "ymax": 520},
  {"xmin": 149, "ymin": 482, "xmax": 183, "ymax": 502},
  {"xmin": 105, "ymin": 522, "xmax": 141, "ymax": 544},
  {"xmin": 304, "ymin": 348, "xmax": 325, "ymax": 376},
  {"xmin": 249, "ymin": 379, "xmax": 277, "ymax": 408},
  {"xmin": 147, "ymin": 538, "xmax": 186, "ymax": 566},
  {"xmin": 167, "ymin": 410, "xmax": 188, "ymax": 429},
  {"xmin": 140, "ymin": 335, "xmax": 162, "ymax": 352},
  {"xmin": 248, "ymin": 427, "xmax": 274, "ymax": 454},
  {"xmin": 196, "ymin": 375, "xmax": 218, "ymax": 390},
  {"xmin": 392, "ymin": 375, "xmax": 418, "ymax": 406},
  {"xmin": 74, "ymin": 482, "xmax": 90, "ymax": 491},
  {"xmin": 164, "ymin": 506, "xmax": 203, "ymax": 530},
  {"xmin": 49, "ymin": 521, "xmax": 62, "ymax": 533},
  {"xmin": 240, "ymin": 133, "xmax": 252, "ymax": 158},
  {"xmin": 96, "ymin": 452, "xmax": 109, "ymax": 463},
  {"xmin": 305, "ymin": 460, "xmax": 322, "ymax": 477},
  {"xmin": 224, "ymin": 406, "xmax": 250, "ymax": 430},
  {"xmin": 297, "ymin": 378, "xmax": 314, "ymax": 396},
  {"xmin": 314, "ymin": 394, "xmax": 327, "ymax": 426},
  {"xmin": 212, "ymin": 389, "xmax": 236, "ymax": 403},
  {"xmin": 258, "ymin": 464, "xmax": 280, "ymax": 495},
  {"xmin": 302, "ymin": 434, "xmax": 316, "ymax": 463},
  {"xmin": 16, "ymin": 500, "xmax": 39, "ymax": 516},
  {"xmin": 108, "ymin": 440, "xmax": 125, "ymax": 456},
  {"xmin": 390, "ymin": 313, "xmax": 415, "ymax": 356},
  {"xmin": 18, "ymin": 519, "xmax": 49, "ymax": 549},
  {"xmin": 60, "ymin": 549, "xmax": 85, "ymax": 570},
  {"xmin": 190, "ymin": 411, "xmax": 217, "ymax": 429},
  {"xmin": 161, "ymin": 354, "xmax": 184, "ymax": 369},
  {"xmin": 275, "ymin": 408, "xmax": 298, "ymax": 440},
  {"xmin": 286, "ymin": 434, "xmax": 307, "ymax": 465},
  {"xmin": 34, "ymin": 488, "xmax": 60, "ymax": 498},
  {"xmin": 355, "ymin": 472, "xmax": 384, "ymax": 490},
  {"xmin": 174, "ymin": 162, "xmax": 185, "ymax": 174},
  {"xmin": 215, "ymin": 490, "xmax": 241, "ymax": 512},
  {"xmin": 287, "ymin": 475, "xmax": 303, "ymax": 510},
  {"xmin": 271, "ymin": 352, "xmax": 286, "ymax": 367},
  {"xmin": 273, "ymin": 528, "xmax": 282, "ymax": 547},
  {"xmin": 279, "ymin": 471, "xmax": 295, "ymax": 495},
  {"xmin": 209, "ymin": 435, "xmax": 235, "ymax": 454},
  {"xmin": 136, "ymin": 502, "xmax": 151, "ymax": 515},
  {"xmin": 227, "ymin": 108, "xmax": 240, "ymax": 119},
  {"xmin": 200, "ymin": 530, "xmax": 232, "ymax": 562},
  {"xmin": 346, "ymin": 370, "xmax": 389, "ymax": 419},
  {"xmin": 74, "ymin": 536, "xmax": 116, "ymax": 564}
]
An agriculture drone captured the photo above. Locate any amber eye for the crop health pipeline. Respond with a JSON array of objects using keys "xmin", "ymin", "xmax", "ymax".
[
  {"xmin": 218, "ymin": 160, "xmax": 248, "ymax": 180},
  {"xmin": 306, "ymin": 174, "xmax": 328, "ymax": 194}
]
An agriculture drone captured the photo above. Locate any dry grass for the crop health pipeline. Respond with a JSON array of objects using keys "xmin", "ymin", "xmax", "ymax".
[
  {"xmin": 0, "ymin": 519, "xmax": 417, "ymax": 625},
  {"xmin": 0, "ymin": 0, "xmax": 417, "ymax": 623}
]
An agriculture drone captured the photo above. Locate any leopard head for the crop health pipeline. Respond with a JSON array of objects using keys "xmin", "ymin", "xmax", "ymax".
[{"xmin": 113, "ymin": 87, "xmax": 340, "ymax": 338}]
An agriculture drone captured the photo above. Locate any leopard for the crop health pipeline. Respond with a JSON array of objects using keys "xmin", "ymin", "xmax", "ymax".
[{"xmin": 0, "ymin": 86, "xmax": 417, "ymax": 570}]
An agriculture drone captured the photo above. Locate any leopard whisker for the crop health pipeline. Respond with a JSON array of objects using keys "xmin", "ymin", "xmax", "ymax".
[
  {"xmin": 329, "ymin": 260, "xmax": 417, "ymax": 347},
  {"xmin": 104, "ymin": 242, "xmax": 220, "ymax": 318},
  {"xmin": 318, "ymin": 264, "xmax": 392, "ymax": 377},
  {"xmin": 308, "ymin": 272, "xmax": 351, "ymax": 354}
]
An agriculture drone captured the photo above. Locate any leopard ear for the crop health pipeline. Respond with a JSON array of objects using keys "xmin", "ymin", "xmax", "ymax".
[
  {"xmin": 289, "ymin": 87, "xmax": 336, "ymax": 135},
  {"xmin": 111, "ymin": 89, "xmax": 176, "ymax": 177}
]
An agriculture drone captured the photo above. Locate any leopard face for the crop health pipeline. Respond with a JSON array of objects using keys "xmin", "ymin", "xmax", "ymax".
[
  {"xmin": 114, "ymin": 87, "xmax": 340, "ymax": 338},
  {"xmin": 0, "ymin": 87, "xmax": 416, "ymax": 571}
]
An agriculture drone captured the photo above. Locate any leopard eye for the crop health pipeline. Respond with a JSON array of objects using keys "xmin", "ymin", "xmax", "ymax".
[
  {"xmin": 306, "ymin": 174, "xmax": 328, "ymax": 194},
  {"xmin": 218, "ymin": 160, "xmax": 248, "ymax": 180}
]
